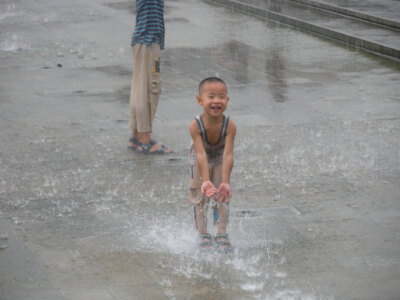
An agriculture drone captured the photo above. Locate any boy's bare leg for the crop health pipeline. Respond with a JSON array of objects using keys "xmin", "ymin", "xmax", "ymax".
[
  {"xmin": 211, "ymin": 164, "xmax": 229, "ymax": 234},
  {"xmin": 193, "ymin": 200, "xmax": 214, "ymax": 251},
  {"xmin": 216, "ymin": 202, "xmax": 229, "ymax": 234},
  {"xmin": 191, "ymin": 189, "xmax": 208, "ymax": 234},
  {"xmin": 194, "ymin": 204, "xmax": 208, "ymax": 234},
  {"xmin": 189, "ymin": 166, "xmax": 214, "ymax": 250},
  {"xmin": 212, "ymin": 164, "xmax": 233, "ymax": 252},
  {"xmin": 215, "ymin": 202, "xmax": 232, "ymax": 252}
]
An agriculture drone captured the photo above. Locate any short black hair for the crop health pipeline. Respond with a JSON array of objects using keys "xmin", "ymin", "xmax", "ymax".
[{"xmin": 199, "ymin": 77, "xmax": 227, "ymax": 94}]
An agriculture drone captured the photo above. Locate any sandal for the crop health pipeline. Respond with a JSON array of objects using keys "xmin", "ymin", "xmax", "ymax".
[
  {"xmin": 127, "ymin": 137, "xmax": 139, "ymax": 151},
  {"xmin": 135, "ymin": 140, "xmax": 172, "ymax": 154},
  {"xmin": 199, "ymin": 233, "xmax": 213, "ymax": 252},
  {"xmin": 215, "ymin": 233, "xmax": 233, "ymax": 253}
]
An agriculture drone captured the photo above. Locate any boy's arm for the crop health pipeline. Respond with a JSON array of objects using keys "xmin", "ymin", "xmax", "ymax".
[
  {"xmin": 189, "ymin": 121, "xmax": 217, "ymax": 197},
  {"xmin": 216, "ymin": 120, "xmax": 236, "ymax": 202}
]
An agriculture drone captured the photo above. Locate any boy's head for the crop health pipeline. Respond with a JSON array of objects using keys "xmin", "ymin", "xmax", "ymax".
[
  {"xmin": 197, "ymin": 77, "xmax": 229, "ymax": 117},
  {"xmin": 198, "ymin": 77, "xmax": 227, "ymax": 95}
]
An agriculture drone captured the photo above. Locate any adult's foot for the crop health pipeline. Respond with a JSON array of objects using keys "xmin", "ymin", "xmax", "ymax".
[
  {"xmin": 135, "ymin": 140, "xmax": 173, "ymax": 154},
  {"xmin": 128, "ymin": 137, "xmax": 140, "ymax": 150}
]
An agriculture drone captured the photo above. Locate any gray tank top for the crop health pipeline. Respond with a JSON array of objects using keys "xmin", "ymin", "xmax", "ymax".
[{"xmin": 190, "ymin": 114, "xmax": 230, "ymax": 166}]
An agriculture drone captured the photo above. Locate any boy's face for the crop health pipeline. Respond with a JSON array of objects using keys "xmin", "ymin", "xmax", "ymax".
[{"xmin": 197, "ymin": 82, "xmax": 229, "ymax": 118}]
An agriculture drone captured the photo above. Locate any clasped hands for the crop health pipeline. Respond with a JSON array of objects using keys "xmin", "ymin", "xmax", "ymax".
[{"xmin": 201, "ymin": 181, "xmax": 232, "ymax": 203}]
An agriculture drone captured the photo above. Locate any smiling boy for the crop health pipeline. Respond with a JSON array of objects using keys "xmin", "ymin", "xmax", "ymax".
[{"xmin": 189, "ymin": 77, "xmax": 236, "ymax": 253}]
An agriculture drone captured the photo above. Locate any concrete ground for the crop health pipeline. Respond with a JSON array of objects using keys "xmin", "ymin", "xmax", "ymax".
[{"xmin": 0, "ymin": 0, "xmax": 399, "ymax": 299}]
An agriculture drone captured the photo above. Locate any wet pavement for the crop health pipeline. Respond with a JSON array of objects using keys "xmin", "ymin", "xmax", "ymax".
[
  {"xmin": 317, "ymin": 0, "xmax": 400, "ymax": 22},
  {"xmin": 1, "ymin": 0, "xmax": 400, "ymax": 299},
  {"xmin": 207, "ymin": 0, "xmax": 400, "ymax": 59}
]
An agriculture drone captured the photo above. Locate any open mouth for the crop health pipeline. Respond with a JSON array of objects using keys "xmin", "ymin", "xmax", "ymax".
[{"xmin": 211, "ymin": 105, "xmax": 221, "ymax": 112}]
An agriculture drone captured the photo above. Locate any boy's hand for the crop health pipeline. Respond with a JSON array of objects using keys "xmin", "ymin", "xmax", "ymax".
[
  {"xmin": 201, "ymin": 181, "xmax": 217, "ymax": 198},
  {"xmin": 216, "ymin": 183, "xmax": 232, "ymax": 203}
]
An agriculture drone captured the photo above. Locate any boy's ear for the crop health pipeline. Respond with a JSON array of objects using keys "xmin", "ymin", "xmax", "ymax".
[{"xmin": 196, "ymin": 95, "xmax": 202, "ymax": 105}]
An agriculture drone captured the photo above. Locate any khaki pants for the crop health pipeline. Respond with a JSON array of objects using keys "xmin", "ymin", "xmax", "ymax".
[
  {"xmin": 189, "ymin": 163, "xmax": 229, "ymax": 234},
  {"xmin": 129, "ymin": 43, "xmax": 161, "ymax": 133}
]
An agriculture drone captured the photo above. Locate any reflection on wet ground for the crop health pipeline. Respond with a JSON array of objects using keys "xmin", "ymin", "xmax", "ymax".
[
  {"xmin": 208, "ymin": 0, "xmax": 400, "ymax": 60},
  {"xmin": 265, "ymin": 38, "xmax": 287, "ymax": 102}
]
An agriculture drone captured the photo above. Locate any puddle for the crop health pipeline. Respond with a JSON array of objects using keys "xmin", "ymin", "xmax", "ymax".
[
  {"xmin": 234, "ymin": 209, "xmax": 262, "ymax": 218},
  {"xmin": 42, "ymin": 88, "xmax": 114, "ymax": 96},
  {"xmin": 163, "ymin": 157, "xmax": 185, "ymax": 165},
  {"xmin": 233, "ymin": 206, "xmax": 301, "ymax": 219},
  {"xmin": 134, "ymin": 157, "xmax": 186, "ymax": 166},
  {"xmin": 104, "ymin": 2, "xmax": 135, "ymax": 14}
]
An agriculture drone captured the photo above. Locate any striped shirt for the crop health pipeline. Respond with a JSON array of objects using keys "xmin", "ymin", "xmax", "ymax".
[{"xmin": 131, "ymin": 0, "xmax": 165, "ymax": 49}]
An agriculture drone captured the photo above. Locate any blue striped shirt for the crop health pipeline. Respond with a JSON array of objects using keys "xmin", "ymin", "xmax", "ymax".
[{"xmin": 131, "ymin": 0, "xmax": 165, "ymax": 49}]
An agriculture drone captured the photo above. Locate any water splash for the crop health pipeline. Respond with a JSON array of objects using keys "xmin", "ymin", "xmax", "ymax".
[
  {"xmin": 0, "ymin": 34, "xmax": 30, "ymax": 52},
  {"xmin": 0, "ymin": 3, "xmax": 23, "ymax": 21},
  {"xmin": 132, "ymin": 213, "xmax": 322, "ymax": 299}
]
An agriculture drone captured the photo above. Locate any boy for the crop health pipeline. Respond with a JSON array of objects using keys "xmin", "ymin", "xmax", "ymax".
[{"xmin": 189, "ymin": 77, "xmax": 236, "ymax": 253}]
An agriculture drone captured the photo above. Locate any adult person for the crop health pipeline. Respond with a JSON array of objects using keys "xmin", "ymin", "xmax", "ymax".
[{"xmin": 128, "ymin": 0, "xmax": 172, "ymax": 154}]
